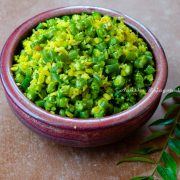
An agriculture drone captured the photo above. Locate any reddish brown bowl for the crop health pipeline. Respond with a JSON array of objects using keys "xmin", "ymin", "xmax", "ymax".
[{"xmin": 0, "ymin": 6, "xmax": 168, "ymax": 147}]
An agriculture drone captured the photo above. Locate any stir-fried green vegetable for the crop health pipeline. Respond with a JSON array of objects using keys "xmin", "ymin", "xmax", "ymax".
[{"xmin": 11, "ymin": 12, "xmax": 155, "ymax": 118}]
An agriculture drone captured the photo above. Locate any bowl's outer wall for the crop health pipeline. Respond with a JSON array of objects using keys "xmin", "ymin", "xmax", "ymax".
[
  {"xmin": 7, "ymin": 93, "xmax": 161, "ymax": 147},
  {"xmin": 0, "ymin": 6, "xmax": 168, "ymax": 147}
]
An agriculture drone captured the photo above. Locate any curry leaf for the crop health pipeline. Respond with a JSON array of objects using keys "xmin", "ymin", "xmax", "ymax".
[
  {"xmin": 168, "ymin": 138, "xmax": 180, "ymax": 156},
  {"xmin": 129, "ymin": 176, "xmax": 154, "ymax": 180},
  {"xmin": 142, "ymin": 131, "xmax": 168, "ymax": 144},
  {"xmin": 162, "ymin": 92, "xmax": 180, "ymax": 103},
  {"xmin": 133, "ymin": 147, "xmax": 162, "ymax": 155},
  {"xmin": 175, "ymin": 86, "xmax": 180, "ymax": 91},
  {"xmin": 116, "ymin": 156, "xmax": 155, "ymax": 165},
  {"xmin": 157, "ymin": 164, "xmax": 177, "ymax": 180},
  {"xmin": 117, "ymin": 85, "xmax": 180, "ymax": 180},
  {"xmin": 149, "ymin": 118, "xmax": 175, "ymax": 127},
  {"xmin": 164, "ymin": 104, "xmax": 180, "ymax": 118},
  {"xmin": 161, "ymin": 152, "xmax": 177, "ymax": 175},
  {"xmin": 175, "ymin": 125, "xmax": 180, "ymax": 137}
]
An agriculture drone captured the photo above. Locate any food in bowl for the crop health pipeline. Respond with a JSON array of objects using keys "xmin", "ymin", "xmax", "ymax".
[{"xmin": 11, "ymin": 12, "xmax": 155, "ymax": 118}]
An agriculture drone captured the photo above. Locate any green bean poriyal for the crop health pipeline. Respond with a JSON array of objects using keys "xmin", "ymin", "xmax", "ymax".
[{"xmin": 11, "ymin": 12, "xmax": 155, "ymax": 118}]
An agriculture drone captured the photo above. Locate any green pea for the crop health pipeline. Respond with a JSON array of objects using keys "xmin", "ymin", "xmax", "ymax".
[
  {"xmin": 68, "ymin": 104, "xmax": 75, "ymax": 112},
  {"xmin": 26, "ymin": 68, "xmax": 33, "ymax": 76},
  {"xmin": 105, "ymin": 63, "xmax": 119, "ymax": 74},
  {"xmin": 57, "ymin": 97, "xmax": 69, "ymax": 108},
  {"xmin": 26, "ymin": 90, "xmax": 37, "ymax": 101},
  {"xmin": 58, "ymin": 85, "xmax": 70, "ymax": 97},
  {"xmin": 69, "ymin": 23, "xmax": 77, "ymax": 35},
  {"xmin": 106, "ymin": 59, "xmax": 119, "ymax": 65},
  {"xmin": 91, "ymin": 90, "xmax": 99, "ymax": 100},
  {"xmin": 109, "ymin": 45, "xmax": 122, "ymax": 59},
  {"xmin": 145, "ymin": 65, "xmax": 155, "ymax": 74},
  {"xmin": 86, "ymin": 26, "xmax": 96, "ymax": 37},
  {"xmin": 75, "ymin": 32, "xmax": 84, "ymax": 42},
  {"xmin": 96, "ymin": 42, "xmax": 107, "ymax": 51},
  {"xmin": 138, "ymin": 89, "xmax": 147, "ymax": 99},
  {"xmin": 42, "ymin": 49, "xmax": 58, "ymax": 62},
  {"xmin": 97, "ymin": 54, "xmax": 106, "ymax": 61},
  {"xmin": 62, "ymin": 16, "xmax": 70, "ymax": 21},
  {"xmin": 65, "ymin": 110, "xmax": 74, "ymax": 118},
  {"xmin": 93, "ymin": 64, "xmax": 101, "ymax": 72},
  {"xmin": 74, "ymin": 61, "xmax": 84, "ymax": 70},
  {"xmin": 69, "ymin": 50, "xmax": 79, "ymax": 60},
  {"xmin": 21, "ymin": 75, "xmax": 31, "ymax": 91},
  {"xmin": 121, "ymin": 64, "xmax": 133, "ymax": 76},
  {"xmin": 31, "ymin": 35, "xmax": 46, "ymax": 48},
  {"xmin": 115, "ymin": 94, "xmax": 125, "ymax": 104},
  {"xmin": 80, "ymin": 111, "xmax": 89, "ymax": 118},
  {"xmin": 76, "ymin": 21, "xmax": 84, "ymax": 31},
  {"xmin": 91, "ymin": 80, "xmax": 100, "ymax": 91},
  {"xmin": 109, "ymin": 37, "xmax": 118, "ymax": 46},
  {"xmin": 72, "ymin": 14, "xmax": 80, "ymax": 20},
  {"xmin": 75, "ymin": 100, "xmax": 84, "ymax": 111},
  {"xmin": 47, "ymin": 82, "xmax": 57, "ymax": 93},
  {"xmin": 76, "ymin": 78, "xmax": 87, "ymax": 89},
  {"xmin": 92, "ymin": 106, "xmax": 105, "ymax": 118},
  {"xmin": 145, "ymin": 74, "xmax": 154, "ymax": 84},
  {"xmin": 36, "ymin": 23, "xmax": 46, "ymax": 30},
  {"xmin": 83, "ymin": 99, "xmax": 93, "ymax": 109},
  {"xmin": 59, "ymin": 109, "xmax": 66, "ymax": 116},
  {"xmin": 96, "ymin": 28, "xmax": 107, "ymax": 38},
  {"xmin": 145, "ymin": 51, "xmax": 153, "ymax": 61},
  {"xmin": 15, "ymin": 73, "xmax": 24, "ymax": 84},
  {"xmin": 126, "ymin": 51, "xmax": 137, "ymax": 61},
  {"xmin": 83, "ymin": 18, "xmax": 92, "ymax": 28},
  {"xmin": 135, "ymin": 72, "xmax": 144, "ymax": 89},
  {"xmin": 35, "ymin": 100, "xmax": 45, "ymax": 108},
  {"xmin": 134, "ymin": 55, "xmax": 148, "ymax": 68},
  {"xmin": 92, "ymin": 12, "xmax": 101, "ymax": 20},
  {"xmin": 112, "ymin": 49, "xmax": 122, "ymax": 59},
  {"xmin": 44, "ymin": 96, "xmax": 56, "ymax": 111},
  {"xmin": 128, "ymin": 96, "xmax": 136, "ymax": 104},
  {"xmin": 93, "ymin": 49, "xmax": 101, "ymax": 57},
  {"xmin": 121, "ymin": 102, "xmax": 130, "ymax": 111},
  {"xmin": 46, "ymin": 19, "xmax": 56, "ymax": 27},
  {"xmin": 44, "ymin": 101, "xmax": 53, "ymax": 111},
  {"xmin": 93, "ymin": 74, "xmax": 101, "ymax": 83},
  {"xmin": 98, "ymin": 98, "xmax": 108, "ymax": 109},
  {"xmin": 51, "ymin": 72, "xmax": 60, "ymax": 81},
  {"xmin": 113, "ymin": 75, "xmax": 125, "ymax": 88}
]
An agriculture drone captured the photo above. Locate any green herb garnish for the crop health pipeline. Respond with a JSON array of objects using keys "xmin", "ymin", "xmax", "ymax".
[{"xmin": 117, "ymin": 85, "xmax": 180, "ymax": 180}]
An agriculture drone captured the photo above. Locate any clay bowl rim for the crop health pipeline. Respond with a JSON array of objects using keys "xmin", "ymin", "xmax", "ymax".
[{"xmin": 0, "ymin": 6, "xmax": 168, "ymax": 130}]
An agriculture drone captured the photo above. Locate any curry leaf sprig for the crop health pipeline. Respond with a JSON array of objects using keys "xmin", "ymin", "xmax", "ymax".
[{"xmin": 117, "ymin": 85, "xmax": 180, "ymax": 180}]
